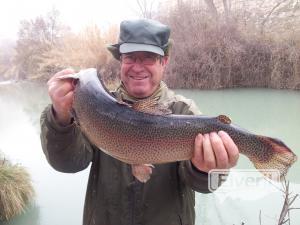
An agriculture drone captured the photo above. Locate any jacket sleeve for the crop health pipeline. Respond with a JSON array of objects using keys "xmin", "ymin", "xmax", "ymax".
[
  {"xmin": 40, "ymin": 105, "xmax": 94, "ymax": 173},
  {"xmin": 179, "ymin": 161, "xmax": 212, "ymax": 193},
  {"xmin": 171, "ymin": 96, "xmax": 221, "ymax": 193}
]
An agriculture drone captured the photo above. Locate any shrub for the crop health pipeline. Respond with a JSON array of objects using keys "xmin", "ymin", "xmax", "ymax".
[{"xmin": 0, "ymin": 157, "xmax": 34, "ymax": 221}]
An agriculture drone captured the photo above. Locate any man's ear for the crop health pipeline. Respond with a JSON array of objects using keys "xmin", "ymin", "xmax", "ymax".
[{"xmin": 162, "ymin": 56, "xmax": 169, "ymax": 66}]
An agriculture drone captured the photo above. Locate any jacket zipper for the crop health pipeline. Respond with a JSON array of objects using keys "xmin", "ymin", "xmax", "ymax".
[
  {"xmin": 131, "ymin": 189, "xmax": 135, "ymax": 225},
  {"xmin": 130, "ymin": 180, "xmax": 136, "ymax": 225}
]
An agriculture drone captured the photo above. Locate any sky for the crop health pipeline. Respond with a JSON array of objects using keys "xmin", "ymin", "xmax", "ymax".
[{"xmin": 0, "ymin": 0, "xmax": 155, "ymax": 40}]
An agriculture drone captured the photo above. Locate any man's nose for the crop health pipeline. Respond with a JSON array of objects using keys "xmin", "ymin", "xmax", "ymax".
[
  {"xmin": 131, "ymin": 58, "xmax": 145, "ymax": 71},
  {"xmin": 134, "ymin": 57, "xmax": 145, "ymax": 64}
]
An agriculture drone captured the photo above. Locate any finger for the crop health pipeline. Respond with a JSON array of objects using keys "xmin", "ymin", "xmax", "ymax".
[
  {"xmin": 52, "ymin": 90, "xmax": 74, "ymax": 123},
  {"xmin": 48, "ymin": 80, "xmax": 75, "ymax": 101},
  {"xmin": 218, "ymin": 131, "xmax": 239, "ymax": 167},
  {"xmin": 47, "ymin": 68, "xmax": 76, "ymax": 84},
  {"xmin": 210, "ymin": 132, "xmax": 229, "ymax": 169},
  {"xmin": 53, "ymin": 89, "xmax": 74, "ymax": 109},
  {"xmin": 203, "ymin": 133, "xmax": 216, "ymax": 170},
  {"xmin": 59, "ymin": 90, "xmax": 74, "ymax": 110},
  {"xmin": 54, "ymin": 81, "xmax": 75, "ymax": 97},
  {"xmin": 50, "ymin": 84, "xmax": 74, "ymax": 114},
  {"xmin": 191, "ymin": 134, "xmax": 204, "ymax": 169}
]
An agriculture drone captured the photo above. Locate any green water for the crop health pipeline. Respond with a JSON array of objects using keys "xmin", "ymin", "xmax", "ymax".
[
  {"xmin": 176, "ymin": 88, "xmax": 300, "ymax": 182},
  {"xmin": 0, "ymin": 83, "xmax": 299, "ymax": 225},
  {"xmin": 176, "ymin": 88, "xmax": 300, "ymax": 225}
]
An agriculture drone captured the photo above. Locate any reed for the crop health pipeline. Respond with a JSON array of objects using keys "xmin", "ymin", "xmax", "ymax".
[{"xmin": 0, "ymin": 157, "xmax": 34, "ymax": 221}]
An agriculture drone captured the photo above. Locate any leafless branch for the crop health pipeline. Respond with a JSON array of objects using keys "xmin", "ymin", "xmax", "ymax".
[
  {"xmin": 277, "ymin": 180, "xmax": 300, "ymax": 225},
  {"xmin": 261, "ymin": 0, "xmax": 287, "ymax": 34},
  {"xmin": 204, "ymin": 0, "xmax": 218, "ymax": 20},
  {"xmin": 259, "ymin": 210, "xmax": 262, "ymax": 225},
  {"xmin": 223, "ymin": 0, "xmax": 230, "ymax": 21},
  {"xmin": 136, "ymin": 0, "xmax": 155, "ymax": 19}
]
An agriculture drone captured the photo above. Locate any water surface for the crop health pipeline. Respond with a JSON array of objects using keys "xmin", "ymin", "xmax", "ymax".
[
  {"xmin": 176, "ymin": 88, "xmax": 300, "ymax": 225},
  {"xmin": 0, "ymin": 82, "xmax": 299, "ymax": 225}
]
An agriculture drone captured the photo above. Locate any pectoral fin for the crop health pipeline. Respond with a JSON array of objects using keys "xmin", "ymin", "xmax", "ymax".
[
  {"xmin": 132, "ymin": 99, "xmax": 172, "ymax": 115},
  {"xmin": 131, "ymin": 164, "xmax": 155, "ymax": 183},
  {"xmin": 116, "ymin": 94, "xmax": 132, "ymax": 107}
]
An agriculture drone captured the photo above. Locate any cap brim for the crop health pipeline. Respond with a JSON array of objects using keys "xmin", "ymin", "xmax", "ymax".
[{"xmin": 120, "ymin": 43, "xmax": 164, "ymax": 56}]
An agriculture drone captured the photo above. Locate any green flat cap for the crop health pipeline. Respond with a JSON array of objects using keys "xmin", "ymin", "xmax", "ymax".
[{"xmin": 107, "ymin": 19, "xmax": 171, "ymax": 60}]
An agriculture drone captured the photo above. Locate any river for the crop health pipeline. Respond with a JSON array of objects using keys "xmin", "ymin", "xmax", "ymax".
[{"xmin": 0, "ymin": 81, "xmax": 299, "ymax": 225}]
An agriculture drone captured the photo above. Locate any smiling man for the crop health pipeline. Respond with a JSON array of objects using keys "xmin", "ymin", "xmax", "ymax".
[
  {"xmin": 120, "ymin": 52, "xmax": 166, "ymax": 98},
  {"xmin": 40, "ymin": 19, "xmax": 239, "ymax": 225}
]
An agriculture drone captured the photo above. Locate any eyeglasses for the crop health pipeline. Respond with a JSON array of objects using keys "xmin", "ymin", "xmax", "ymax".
[{"xmin": 121, "ymin": 54, "xmax": 161, "ymax": 65}]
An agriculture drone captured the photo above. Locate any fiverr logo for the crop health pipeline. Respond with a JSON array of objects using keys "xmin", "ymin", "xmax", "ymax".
[{"xmin": 208, "ymin": 169, "xmax": 281, "ymax": 192}]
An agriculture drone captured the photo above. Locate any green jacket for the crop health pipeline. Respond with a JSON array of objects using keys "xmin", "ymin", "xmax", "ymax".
[{"xmin": 40, "ymin": 83, "xmax": 215, "ymax": 225}]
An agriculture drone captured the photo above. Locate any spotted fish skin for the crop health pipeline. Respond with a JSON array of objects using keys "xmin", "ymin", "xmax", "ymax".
[{"xmin": 66, "ymin": 68, "xmax": 297, "ymax": 179}]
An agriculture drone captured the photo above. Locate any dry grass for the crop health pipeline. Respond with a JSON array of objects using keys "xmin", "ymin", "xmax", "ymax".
[
  {"xmin": 0, "ymin": 157, "xmax": 34, "ymax": 221},
  {"xmin": 158, "ymin": 0, "xmax": 300, "ymax": 90}
]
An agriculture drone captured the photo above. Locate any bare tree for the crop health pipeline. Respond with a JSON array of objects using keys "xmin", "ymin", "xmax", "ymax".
[
  {"xmin": 13, "ymin": 9, "xmax": 68, "ymax": 79},
  {"xmin": 260, "ymin": 0, "xmax": 287, "ymax": 34},
  {"xmin": 223, "ymin": 0, "xmax": 231, "ymax": 21},
  {"xmin": 46, "ymin": 7, "xmax": 60, "ymax": 45},
  {"xmin": 204, "ymin": 0, "xmax": 219, "ymax": 20},
  {"xmin": 136, "ymin": 0, "xmax": 156, "ymax": 19}
]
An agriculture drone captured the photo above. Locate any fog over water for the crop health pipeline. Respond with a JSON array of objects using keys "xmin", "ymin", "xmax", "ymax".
[{"xmin": 0, "ymin": 81, "xmax": 299, "ymax": 225}]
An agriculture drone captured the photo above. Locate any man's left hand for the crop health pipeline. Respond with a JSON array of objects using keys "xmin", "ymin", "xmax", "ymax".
[{"xmin": 191, "ymin": 131, "xmax": 239, "ymax": 173}]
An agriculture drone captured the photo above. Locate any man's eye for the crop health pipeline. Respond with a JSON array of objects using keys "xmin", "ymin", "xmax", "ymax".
[
  {"xmin": 124, "ymin": 56, "xmax": 134, "ymax": 60},
  {"xmin": 144, "ymin": 57, "xmax": 153, "ymax": 62},
  {"xmin": 144, "ymin": 56, "xmax": 157, "ymax": 62},
  {"xmin": 123, "ymin": 56, "xmax": 135, "ymax": 62}
]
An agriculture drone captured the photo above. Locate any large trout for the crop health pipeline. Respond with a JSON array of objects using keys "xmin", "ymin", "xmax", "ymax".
[{"xmin": 62, "ymin": 68, "xmax": 297, "ymax": 182}]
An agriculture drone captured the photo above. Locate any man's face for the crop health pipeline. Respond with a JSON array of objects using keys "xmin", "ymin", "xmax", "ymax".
[{"xmin": 120, "ymin": 51, "xmax": 168, "ymax": 98}]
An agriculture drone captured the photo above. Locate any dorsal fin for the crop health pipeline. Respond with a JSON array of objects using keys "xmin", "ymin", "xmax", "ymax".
[{"xmin": 217, "ymin": 115, "xmax": 231, "ymax": 124}]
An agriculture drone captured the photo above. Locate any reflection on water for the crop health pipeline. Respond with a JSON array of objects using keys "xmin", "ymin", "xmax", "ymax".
[
  {"xmin": 2, "ymin": 204, "xmax": 40, "ymax": 225},
  {"xmin": 0, "ymin": 82, "xmax": 299, "ymax": 225},
  {"xmin": 0, "ymin": 82, "xmax": 88, "ymax": 225}
]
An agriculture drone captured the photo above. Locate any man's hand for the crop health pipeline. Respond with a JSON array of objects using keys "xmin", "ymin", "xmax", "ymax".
[
  {"xmin": 191, "ymin": 131, "xmax": 239, "ymax": 173},
  {"xmin": 47, "ymin": 69, "xmax": 76, "ymax": 126}
]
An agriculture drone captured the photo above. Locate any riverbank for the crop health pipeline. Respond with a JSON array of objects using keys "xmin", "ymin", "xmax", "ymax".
[
  {"xmin": 0, "ymin": 154, "xmax": 34, "ymax": 221},
  {"xmin": 1, "ymin": 1, "xmax": 300, "ymax": 91}
]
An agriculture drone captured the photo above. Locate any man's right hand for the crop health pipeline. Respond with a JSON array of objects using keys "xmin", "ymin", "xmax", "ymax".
[{"xmin": 47, "ymin": 69, "xmax": 76, "ymax": 126}]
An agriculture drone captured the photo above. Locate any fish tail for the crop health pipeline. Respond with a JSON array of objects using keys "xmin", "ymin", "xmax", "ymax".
[{"xmin": 248, "ymin": 135, "xmax": 297, "ymax": 180}]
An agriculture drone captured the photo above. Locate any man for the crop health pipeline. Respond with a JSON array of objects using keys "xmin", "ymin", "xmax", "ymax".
[{"xmin": 40, "ymin": 19, "xmax": 239, "ymax": 225}]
